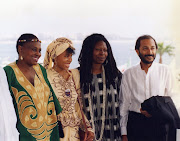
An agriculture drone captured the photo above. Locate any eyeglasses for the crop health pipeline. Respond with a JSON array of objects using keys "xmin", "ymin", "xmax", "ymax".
[{"xmin": 18, "ymin": 39, "xmax": 41, "ymax": 43}]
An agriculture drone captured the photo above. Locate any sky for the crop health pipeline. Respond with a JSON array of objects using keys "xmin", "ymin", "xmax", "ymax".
[
  {"xmin": 0, "ymin": 0, "xmax": 179, "ymax": 67},
  {"xmin": 0, "ymin": 0, "xmax": 174, "ymax": 40}
]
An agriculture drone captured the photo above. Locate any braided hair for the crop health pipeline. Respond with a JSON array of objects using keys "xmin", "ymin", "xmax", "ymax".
[
  {"xmin": 78, "ymin": 33, "xmax": 122, "ymax": 94},
  {"xmin": 16, "ymin": 33, "xmax": 39, "ymax": 54}
]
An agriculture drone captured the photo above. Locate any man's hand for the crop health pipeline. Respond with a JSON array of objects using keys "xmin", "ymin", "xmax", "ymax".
[
  {"xmin": 140, "ymin": 108, "xmax": 152, "ymax": 117},
  {"xmin": 122, "ymin": 135, "xmax": 128, "ymax": 141}
]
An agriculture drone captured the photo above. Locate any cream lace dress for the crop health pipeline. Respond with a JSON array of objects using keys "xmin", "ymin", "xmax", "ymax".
[{"xmin": 47, "ymin": 68, "xmax": 91, "ymax": 141}]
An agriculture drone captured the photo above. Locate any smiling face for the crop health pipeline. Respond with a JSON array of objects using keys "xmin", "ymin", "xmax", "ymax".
[
  {"xmin": 19, "ymin": 41, "xmax": 41, "ymax": 66},
  {"xmin": 92, "ymin": 41, "xmax": 108, "ymax": 65},
  {"xmin": 54, "ymin": 49, "xmax": 73, "ymax": 71},
  {"xmin": 136, "ymin": 38, "xmax": 156, "ymax": 64}
]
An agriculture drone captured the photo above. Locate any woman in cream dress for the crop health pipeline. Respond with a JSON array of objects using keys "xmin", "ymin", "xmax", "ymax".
[{"xmin": 43, "ymin": 37, "xmax": 94, "ymax": 141}]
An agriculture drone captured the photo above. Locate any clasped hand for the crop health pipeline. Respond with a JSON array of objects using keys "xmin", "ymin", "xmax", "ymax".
[{"xmin": 140, "ymin": 108, "xmax": 152, "ymax": 118}]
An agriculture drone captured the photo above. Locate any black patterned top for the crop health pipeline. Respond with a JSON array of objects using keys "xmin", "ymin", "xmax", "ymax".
[{"xmin": 82, "ymin": 73, "xmax": 122, "ymax": 141}]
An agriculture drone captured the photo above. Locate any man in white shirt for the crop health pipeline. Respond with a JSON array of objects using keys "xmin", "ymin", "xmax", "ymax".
[
  {"xmin": 0, "ymin": 67, "xmax": 19, "ymax": 141},
  {"xmin": 120, "ymin": 35, "xmax": 174, "ymax": 141}
]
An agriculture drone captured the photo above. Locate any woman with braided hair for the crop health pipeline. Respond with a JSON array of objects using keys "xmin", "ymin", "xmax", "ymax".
[{"xmin": 78, "ymin": 33, "xmax": 122, "ymax": 141}]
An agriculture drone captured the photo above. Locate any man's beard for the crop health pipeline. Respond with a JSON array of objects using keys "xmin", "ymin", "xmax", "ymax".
[{"xmin": 139, "ymin": 51, "xmax": 156, "ymax": 64}]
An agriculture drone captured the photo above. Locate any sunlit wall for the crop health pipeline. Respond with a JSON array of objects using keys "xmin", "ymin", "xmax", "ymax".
[{"xmin": 171, "ymin": 2, "xmax": 180, "ymax": 139}]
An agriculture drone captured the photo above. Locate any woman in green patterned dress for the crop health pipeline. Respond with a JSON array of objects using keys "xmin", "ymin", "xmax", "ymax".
[{"xmin": 4, "ymin": 33, "xmax": 62, "ymax": 141}]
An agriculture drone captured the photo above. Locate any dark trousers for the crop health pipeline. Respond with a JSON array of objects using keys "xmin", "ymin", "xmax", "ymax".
[{"xmin": 127, "ymin": 111, "xmax": 167, "ymax": 141}]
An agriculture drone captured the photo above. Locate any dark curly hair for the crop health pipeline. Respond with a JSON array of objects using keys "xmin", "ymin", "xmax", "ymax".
[{"xmin": 78, "ymin": 33, "xmax": 122, "ymax": 94}]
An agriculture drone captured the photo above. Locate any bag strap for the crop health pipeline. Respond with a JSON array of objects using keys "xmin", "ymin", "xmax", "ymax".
[{"xmin": 70, "ymin": 69, "xmax": 88, "ymax": 133}]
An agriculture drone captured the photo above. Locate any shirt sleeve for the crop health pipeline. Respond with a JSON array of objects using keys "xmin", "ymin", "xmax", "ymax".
[
  {"xmin": 119, "ymin": 74, "xmax": 131, "ymax": 135},
  {"xmin": 164, "ymin": 67, "xmax": 175, "ymax": 96}
]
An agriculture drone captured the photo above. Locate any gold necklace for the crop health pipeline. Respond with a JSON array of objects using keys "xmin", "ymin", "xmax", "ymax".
[{"xmin": 88, "ymin": 66, "xmax": 106, "ymax": 141}]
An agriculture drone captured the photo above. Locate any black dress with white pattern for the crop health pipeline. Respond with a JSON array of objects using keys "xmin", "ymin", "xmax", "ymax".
[{"xmin": 82, "ymin": 73, "xmax": 122, "ymax": 141}]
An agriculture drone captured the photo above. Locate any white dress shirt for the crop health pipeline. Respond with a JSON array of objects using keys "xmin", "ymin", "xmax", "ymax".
[
  {"xmin": 119, "ymin": 62, "xmax": 174, "ymax": 135},
  {"xmin": 0, "ymin": 67, "xmax": 19, "ymax": 141}
]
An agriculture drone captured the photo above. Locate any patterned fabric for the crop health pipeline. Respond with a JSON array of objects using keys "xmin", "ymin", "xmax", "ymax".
[
  {"xmin": 43, "ymin": 37, "xmax": 75, "ymax": 69},
  {"xmin": 4, "ymin": 62, "xmax": 62, "ymax": 141},
  {"xmin": 46, "ymin": 68, "xmax": 92, "ymax": 141},
  {"xmin": 47, "ymin": 68, "xmax": 81, "ymax": 127},
  {"xmin": 83, "ymin": 73, "xmax": 122, "ymax": 141}
]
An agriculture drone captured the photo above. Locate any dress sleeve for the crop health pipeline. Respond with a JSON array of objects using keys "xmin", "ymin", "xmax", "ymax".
[
  {"xmin": 3, "ymin": 66, "xmax": 14, "ymax": 93},
  {"xmin": 75, "ymin": 94, "xmax": 93, "ymax": 133},
  {"xmin": 71, "ymin": 68, "xmax": 94, "ymax": 132}
]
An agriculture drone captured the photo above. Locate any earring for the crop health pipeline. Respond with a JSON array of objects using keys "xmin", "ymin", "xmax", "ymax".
[{"xmin": 20, "ymin": 56, "xmax": 23, "ymax": 60}]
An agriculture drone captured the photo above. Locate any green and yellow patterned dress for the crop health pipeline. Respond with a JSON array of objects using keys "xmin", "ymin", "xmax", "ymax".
[{"xmin": 4, "ymin": 62, "xmax": 62, "ymax": 141}]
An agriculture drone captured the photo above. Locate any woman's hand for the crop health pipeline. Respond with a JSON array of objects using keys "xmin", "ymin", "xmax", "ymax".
[
  {"xmin": 122, "ymin": 135, "xmax": 128, "ymax": 141},
  {"xmin": 86, "ymin": 131, "xmax": 95, "ymax": 141},
  {"xmin": 140, "ymin": 108, "xmax": 152, "ymax": 118}
]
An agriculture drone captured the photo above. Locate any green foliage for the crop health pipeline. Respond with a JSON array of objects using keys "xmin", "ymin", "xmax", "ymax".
[{"xmin": 157, "ymin": 42, "xmax": 175, "ymax": 63}]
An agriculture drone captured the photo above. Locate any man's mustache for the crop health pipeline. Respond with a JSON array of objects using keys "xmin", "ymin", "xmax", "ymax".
[{"xmin": 145, "ymin": 54, "xmax": 155, "ymax": 57}]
